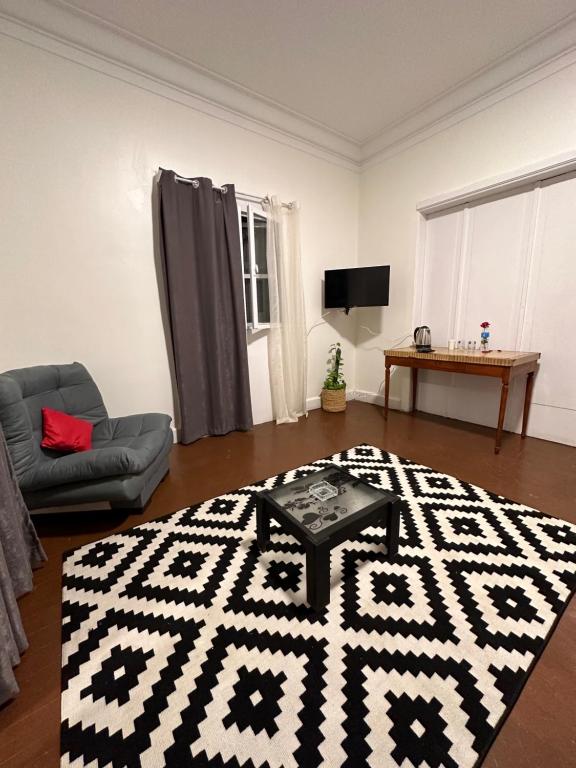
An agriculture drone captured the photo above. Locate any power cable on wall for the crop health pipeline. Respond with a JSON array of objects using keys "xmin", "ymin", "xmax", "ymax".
[
  {"xmin": 359, "ymin": 332, "xmax": 413, "ymax": 353},
  {"xmin": 306, "ymin": 311, "xmax": 412, "ymax": 351},
  {"xmin": 305, "ymin": 314, "xmax": 412, "ymax": 403},
  {"xmin": 306, "ymin": 310, "xmax": 340, "ymax": 337}
]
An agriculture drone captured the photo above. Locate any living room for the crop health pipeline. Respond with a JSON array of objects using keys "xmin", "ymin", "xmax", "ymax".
[{"xmin": 0, "ymin": 2, "xmax": 575, "ymax": 767}]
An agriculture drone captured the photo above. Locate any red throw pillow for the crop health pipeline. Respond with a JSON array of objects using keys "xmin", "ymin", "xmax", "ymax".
[{"xmin": 41, "ymin": 407, "xmax": 93, "ymax": 453}]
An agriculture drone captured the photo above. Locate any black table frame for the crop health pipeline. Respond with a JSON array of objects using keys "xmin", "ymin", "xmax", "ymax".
[{"xmin": 256, "ymin": 466, "xmax": 401, "ymax": 612}]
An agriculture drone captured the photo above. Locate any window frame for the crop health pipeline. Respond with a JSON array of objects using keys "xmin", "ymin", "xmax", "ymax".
[{"xmin": 238, "ymin": 202, "xmax": 270, "ymax": 330}]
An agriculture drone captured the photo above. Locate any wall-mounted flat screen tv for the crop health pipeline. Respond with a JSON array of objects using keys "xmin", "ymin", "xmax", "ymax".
[{"xmin": 324, "ymin": 266, "xmax": 390, "ymax": 312}]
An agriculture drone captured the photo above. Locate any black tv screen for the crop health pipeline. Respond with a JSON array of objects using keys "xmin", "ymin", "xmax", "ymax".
[{"xmin": 324, "ymin": 266, "xmax": 390, "ymax": 311}]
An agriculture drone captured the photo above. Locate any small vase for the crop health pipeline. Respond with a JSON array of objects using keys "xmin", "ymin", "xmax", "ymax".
[{"xmin": 480, "ymin": 330, "xmax": 490, "ymax": 353}]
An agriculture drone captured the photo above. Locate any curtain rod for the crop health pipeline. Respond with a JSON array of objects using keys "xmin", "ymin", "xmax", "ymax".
[{"xmin": 172, "ymin": 173, "xmax": 293, "ymax": 208}]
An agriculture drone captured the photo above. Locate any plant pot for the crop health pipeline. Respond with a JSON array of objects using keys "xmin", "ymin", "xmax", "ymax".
[{"xmin": 321, "ymin": 387, "xmax": 346, "ymax": 412}]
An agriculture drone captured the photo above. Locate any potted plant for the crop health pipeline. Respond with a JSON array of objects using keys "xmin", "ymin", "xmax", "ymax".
[{"xmin": 321, "ymin": 342, "xmax": 346, "ymax": 412}]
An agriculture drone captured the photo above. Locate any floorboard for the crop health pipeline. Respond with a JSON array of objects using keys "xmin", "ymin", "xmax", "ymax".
[{"xmin": 0, "ymin": 403, "xmax": 574, "ymax": 767}]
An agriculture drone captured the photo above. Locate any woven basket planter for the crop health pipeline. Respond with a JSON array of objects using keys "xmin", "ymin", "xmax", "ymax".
[{"xmin": 321, "ymin": 387, "xmax": 346, "ymax": 412}]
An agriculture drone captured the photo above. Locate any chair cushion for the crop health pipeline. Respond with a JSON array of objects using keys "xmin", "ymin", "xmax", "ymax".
[
  {"xmin": 29, "ymin": 412, "xmax": 172, "ymax": 490},
  {"xmin": 41, "ymin": 407, "xmax": 93, "ymax": 452},
  {"xmin": 0, "ymin": 363, "xmax": 107, "ymax": 485}
]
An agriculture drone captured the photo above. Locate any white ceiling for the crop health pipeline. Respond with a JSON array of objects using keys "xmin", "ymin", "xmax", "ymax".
[{"xmin": 54, "ymin": 0, "xmax": 576, "ymax": 144}]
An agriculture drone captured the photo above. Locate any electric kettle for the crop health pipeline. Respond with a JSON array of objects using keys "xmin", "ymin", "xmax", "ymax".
[{"xmin": 414, "ymin": 326, "xmax": 432, "ymax": 352}]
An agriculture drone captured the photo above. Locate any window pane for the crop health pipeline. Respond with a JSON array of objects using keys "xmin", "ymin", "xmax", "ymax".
[
  {"xmin": 256, "ymin": 277, "xmax": 270, "ymax": 324},
  {"xmin": 241, "ymin": 212, "xmax": 250, "ymax": 274},
  {"xmin": 253, "ymin": 214, "xmax": 268, "ymax": 274},
  {"xmin": 244, "ymin": 278, "xmax": 253, "ymax": 325}
]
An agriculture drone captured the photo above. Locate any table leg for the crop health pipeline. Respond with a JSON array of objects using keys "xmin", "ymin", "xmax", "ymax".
[
  {"xmin": 521, "ymin": 371, "xmax": 535, "ymax": 438},
  {"xmin": 384, "ymin": 361, "xmax": 391, "ymax": 420},
  {"xmin": 386, "ymin": 500, "xmax": 401, "ymax": 560},
  {"xmin": 495, "ymin": 370, "xmax": 510, "ymax": 455},
  {"xmin": 256, "ymin": 497, "xmax": 271, "ymax": 552},
  {"xmin": 411, "ymin": 367, "xmax": 418, "ymax": 412},
  {"xmin": 306, "ymin": 542, "xmax": 330, "ymax": 611}
]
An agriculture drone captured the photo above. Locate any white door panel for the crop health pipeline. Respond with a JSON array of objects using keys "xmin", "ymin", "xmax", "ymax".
[
  {"xmin": 447, "ymin": 191, "xmax": 532, "ymax": 433},
  {"xmin": 420, "ymin": 208, "xmax": 463, "ymax": 345},
  {"xmin": 417, "ymin": 172, "xmax": 576, "ymax": 446},
  {"xmin": 416, "ymin": 208, "xmax": 461, "ymax": 417},
  {"xmin": 457, "ymin": 191, "xmax": 532, "ymax": 350},
  {"xmin": 522, "ymin": 173, "xmax": 576, "ymax": 413}
]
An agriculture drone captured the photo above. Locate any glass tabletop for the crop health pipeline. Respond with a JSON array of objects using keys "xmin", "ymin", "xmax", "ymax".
[{"xmin": 265, "ymin": 465, "xmax": 389, "ymax": 535}]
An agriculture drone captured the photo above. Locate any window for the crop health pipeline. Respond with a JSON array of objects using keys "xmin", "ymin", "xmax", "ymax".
[{"xmin": 239, "ymin": 204, "xmax": 270, "ymax": 329}]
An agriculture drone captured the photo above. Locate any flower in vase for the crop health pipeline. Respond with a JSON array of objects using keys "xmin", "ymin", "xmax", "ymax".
[{"xmin": 479, "ymin": 321, "xmax": 490, "ymax": 353}]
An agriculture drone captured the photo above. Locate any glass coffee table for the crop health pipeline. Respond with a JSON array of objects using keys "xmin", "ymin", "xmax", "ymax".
[{"xmin": 256, "ymin": 464, "xmax": 401, "ymax": 611}]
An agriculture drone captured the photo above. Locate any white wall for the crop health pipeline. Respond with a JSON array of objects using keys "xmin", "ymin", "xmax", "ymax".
[
  {"xmin": 0, "ymin": 35, "xmax": 359, "ymax": 430},
  {"xmin": 3, "ymin": 26, "xmax": 576, "ymax": 445},
  {"xmin": 358, "ymin": 60, "xmax": 576, "ymax": 416}
]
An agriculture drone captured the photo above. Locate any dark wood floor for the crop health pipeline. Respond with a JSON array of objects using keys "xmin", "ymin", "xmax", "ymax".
[{"xmin": 1, "ymin": 403, "xmax": 574, "ymax": 768}]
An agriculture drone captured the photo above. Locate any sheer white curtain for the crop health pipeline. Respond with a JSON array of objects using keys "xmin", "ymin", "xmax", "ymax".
[{"xmin": 264, "ymin": 197, "xmax": 308, "ymax": 424}]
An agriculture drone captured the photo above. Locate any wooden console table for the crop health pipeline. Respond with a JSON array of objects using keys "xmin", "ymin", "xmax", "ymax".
[{"xmin": 383, "ymin": 347, "xmax": 541, "ymax": 454}]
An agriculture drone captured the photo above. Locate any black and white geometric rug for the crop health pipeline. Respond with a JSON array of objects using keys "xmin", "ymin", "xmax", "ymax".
[{"xmin": 60, "ymin": 445, "xmax": 576, "ymax": 767}]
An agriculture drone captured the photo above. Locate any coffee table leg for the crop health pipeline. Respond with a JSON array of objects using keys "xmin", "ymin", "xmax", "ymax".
[
  {"xmin": 386, "ymin": 500, "xmax": 401, "ymax": 560},
  {"xmin": 256, "ymin": 497, "xmax": 271, "ymax": 552},
  {"xmin": 306, "ymin": 542, "xmax": 330, "ymax": 611}
]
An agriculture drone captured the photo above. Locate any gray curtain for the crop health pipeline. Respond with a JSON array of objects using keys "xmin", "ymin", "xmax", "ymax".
[
  {"xmin": 0, "ymin": 425, "xmax": 46, "ymax": 706},
  {"xmin": 158, "ymin": 172, "xmax": 253, "ymax": 444}
]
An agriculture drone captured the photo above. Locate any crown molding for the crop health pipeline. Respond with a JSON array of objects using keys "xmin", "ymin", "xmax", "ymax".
[
  {"xmin": 361, "ymin": 13, "xmax": 576, "ymax": 167},
  {"xmin": 417, "ymin": 149, "xmax": 576, "ymax": 214},
  {"xmin": 1, "ymin": 0, "xmax": 576, "ymax": 173},
  {"xmin": 0, "ymin": 0, "xmax": 361, "ymax": 170}
]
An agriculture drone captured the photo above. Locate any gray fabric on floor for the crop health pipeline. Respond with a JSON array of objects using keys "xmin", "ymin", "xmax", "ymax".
[{"xmin": 0, "ymin": 425, "xmax": 46, "ymax": 705}]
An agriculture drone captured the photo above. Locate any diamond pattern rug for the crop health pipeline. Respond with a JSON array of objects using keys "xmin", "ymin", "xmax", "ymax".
[{"xmin": 60, "ymin": 445, "xmax": 576, "ymax": 767}]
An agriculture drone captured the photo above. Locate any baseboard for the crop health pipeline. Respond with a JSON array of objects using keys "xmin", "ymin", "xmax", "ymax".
[
  {"xmin": 307, "ymin": 391, "xmax": 403, "ymax": 411},
  {"xmin": 172, "ymin": 393, "xmax": 401, "ymax": 436},
  {"xmin": 354, "ymin": 390, "xmax": 404, "ymax": 410}
]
